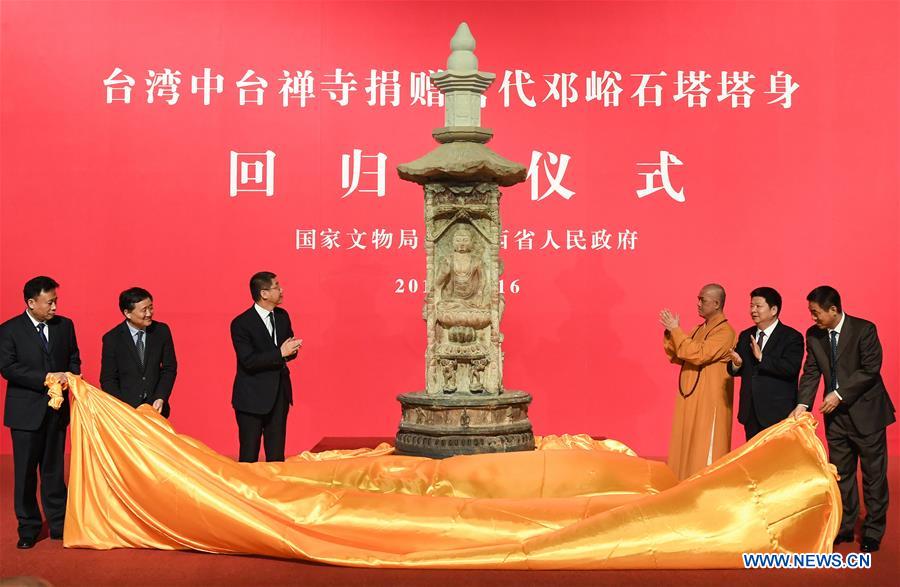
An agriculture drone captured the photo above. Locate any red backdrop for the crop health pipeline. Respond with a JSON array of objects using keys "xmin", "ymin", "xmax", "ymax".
[{"xmin": 1, "ymin": 0, "xmax": 897, "ymax": 457}]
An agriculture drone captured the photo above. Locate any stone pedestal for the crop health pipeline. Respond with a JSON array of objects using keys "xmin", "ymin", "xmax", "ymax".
[{"xmin": 396, "ymin": 391, "xmax": 534, "ymax": 458}]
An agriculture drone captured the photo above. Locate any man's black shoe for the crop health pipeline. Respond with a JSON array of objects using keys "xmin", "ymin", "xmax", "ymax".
[
  {"xmin": 860, "ymin": 537, "xmax": 880, "ymax": 553},
  {"xmin": 16, "ymin": 538, "xmax": 36, "ymax": 549},
  {"xmin": 833, "ymin": 533, "xmax": 854, "ymax": 545},
  {"xmin": 50, "ymin": 532, "xmax": 63, "ymax": 540}
]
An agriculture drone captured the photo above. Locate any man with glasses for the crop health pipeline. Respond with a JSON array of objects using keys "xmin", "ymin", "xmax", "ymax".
[{"xmin": 230, "ymin": 271, "xmax": 302, "ymax": 462}]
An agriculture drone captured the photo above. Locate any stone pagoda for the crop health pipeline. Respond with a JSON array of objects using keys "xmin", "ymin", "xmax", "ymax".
[{"xmin": 395, "ymin": 23, "xmax": 534, "ymax": 458}]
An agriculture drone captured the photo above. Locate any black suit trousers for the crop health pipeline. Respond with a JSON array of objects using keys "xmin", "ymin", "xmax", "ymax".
[
  {"xmin": 234, "ymin": 375, "xmax": 289, "ymax": 463},
  {"xmin": 827, "ymin": 410, "xmax": 889, "ymax": 541},
  {"xmin": 11, "ymin": 408, "xmax": 67, "ymax": 539},
  {"xmin": 743, "ymin": 409, "xmax": 764, "ymax": 442}
]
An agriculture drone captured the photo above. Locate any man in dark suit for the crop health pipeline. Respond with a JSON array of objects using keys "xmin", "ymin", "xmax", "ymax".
[
  {"xmin": 0, "ymin": 276, "xmax": 81, "ymax": 549},
  {"xmin": 728, "ymin": 287, "xmax": 804, "ymax": 441},
  {"xmin": 231, "ymin": 271, "xmax": 302, "ymax": 462},
  {"xmin": 792, "ymin": 286, "xmax": 895, "ymax": 553},
  {"xmin": 100, "ymin": 287, "xmax": 177, "ymax": 418}
]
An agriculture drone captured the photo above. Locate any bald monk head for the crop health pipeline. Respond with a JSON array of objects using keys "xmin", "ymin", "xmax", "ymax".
[{"xmin": 697, "ymin": 283, "xmax": 726, "ymax": 321}]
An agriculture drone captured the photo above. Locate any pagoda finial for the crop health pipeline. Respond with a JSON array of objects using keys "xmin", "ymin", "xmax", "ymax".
[
  {"xmin": 447, "ymin": 22, "xmax": 477, "ymax": 71},
  {"xmin": 431, "ymin": 22, "xmax": 495, "ymax": 138}
]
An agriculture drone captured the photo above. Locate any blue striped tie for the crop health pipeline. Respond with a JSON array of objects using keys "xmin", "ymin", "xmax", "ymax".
[
  {"xmin": 136, "ymin": 330, "xmax": 145, "ymax": 368},
  {"xmin": 37, "ymin": 323, "xmax": 49, "ymax": 353}
]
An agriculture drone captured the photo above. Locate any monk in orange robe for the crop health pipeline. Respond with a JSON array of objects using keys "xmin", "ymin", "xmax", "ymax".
[{"xmin": 660, "ymin": 283, "xmax": 737, "ymax": 480}]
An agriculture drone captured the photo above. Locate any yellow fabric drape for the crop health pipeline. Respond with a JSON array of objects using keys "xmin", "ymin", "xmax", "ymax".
[{"xmin": 56, "ymin": 375, "xmax": 840, "ymax": 569}]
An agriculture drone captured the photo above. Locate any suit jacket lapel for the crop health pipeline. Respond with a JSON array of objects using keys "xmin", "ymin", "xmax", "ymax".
[
  {"xmin": 249, "ymin": 307, "xmax": 275, "ymax": 346},
  {"xmin": 814, "ymin": 328, "xmax": 832, "ymax": 382},
  {"xmin": 835, "ymin": 315, "xmax": 852, "ymax": 362},
  {"xmin": 141, "ymin": 323, "xmax": 159, "ymax": 370},
  {"xmin": 274, "ymin": 310, "xmax": 288, "ymax": 346},
  {"xmin": 764, "ymin": 322, "xmax": 783, "ymax": 352},
  {"xmin": 22, "ymin": 313, "xmax": 50, "ymax": 357},
  {"xmin": 46, "ymin": 319, "xmax": 57, "ymax": 358},
  {"xmin": 120, "ymin": 321, "xmax": 144, "ymax": 371}
]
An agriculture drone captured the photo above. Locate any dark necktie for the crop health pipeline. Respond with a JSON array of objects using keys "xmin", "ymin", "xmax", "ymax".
[
  {"xmin": 136, "ymin": 330, "xmax": 145, "ymax": 368},
  {"xmin": 829, "ymin": 330, "xmax": 839, "ymax": 391},
  {"xmin": 756, "ymin": 330, "xmax": 766, "ymax": 352},
  {"xmin": 37, "ymin": 323, "xmax": 49, "ymax": 353},
  {"xmin": 268, "ymin": 312, "xmax": 276, "ymax": 345}
]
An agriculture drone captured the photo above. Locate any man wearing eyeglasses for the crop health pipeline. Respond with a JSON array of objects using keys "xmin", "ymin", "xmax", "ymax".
[{"xmin": 230, "ymin": 271, "xmax": 302, "ymax": 462}]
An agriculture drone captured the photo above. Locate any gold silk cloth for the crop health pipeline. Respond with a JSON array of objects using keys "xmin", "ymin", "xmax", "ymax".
[{"xmin": 56, "ymin": 375, "xmax": 840, "ymax": 569}]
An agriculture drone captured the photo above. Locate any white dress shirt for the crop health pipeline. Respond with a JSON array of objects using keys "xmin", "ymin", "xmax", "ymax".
[
  {"xmin": 755, "ymin": 319, "xmax": 779, "ymax": 359},
  {"xmin": 800, "ymin": 313, "xmax": 846, "ymax": 407},
  {"xmin": 828, "ymin": 313, "xmax": 846, "ymax": 398},
  {"xmin": 126, "ymin": 321, "xmax": 147, "ymax": 346},
  {"xmin": 25, "ymin": 310, "xmax": 49, "ymax": 344},
  {"xmin": 254, "ymin": 303, "xmax": 276, "ymax": 341}
]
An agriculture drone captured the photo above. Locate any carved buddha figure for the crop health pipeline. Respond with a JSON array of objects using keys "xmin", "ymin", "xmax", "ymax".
[
  {"xmin": 437, "ymin": 225, "xmax": 485, "ymax": 308},
  {"xmin": 435, "ymin": 225, "xmax": 492, "ymax": 337}
]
